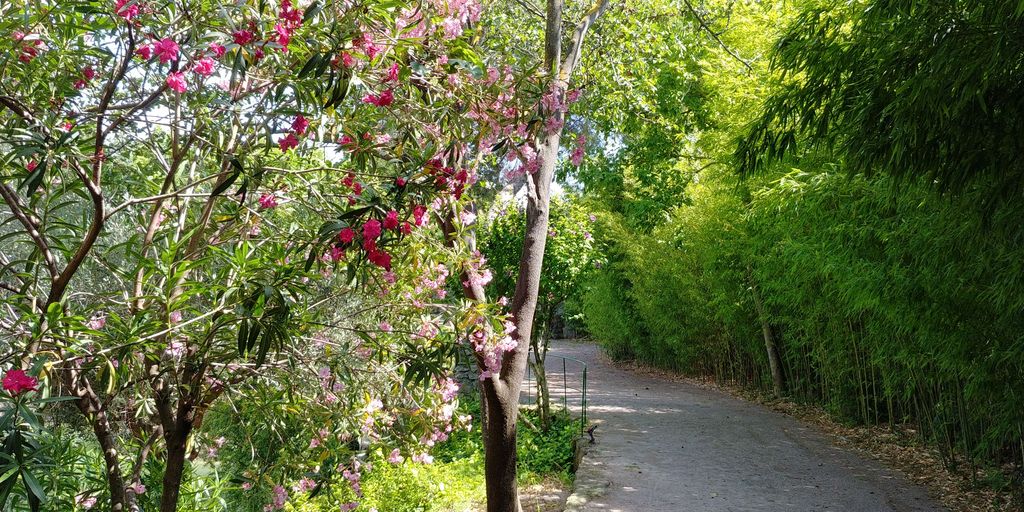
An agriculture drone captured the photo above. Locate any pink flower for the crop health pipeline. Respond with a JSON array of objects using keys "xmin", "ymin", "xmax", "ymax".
[
  {"xmin": 232, "ymin": 30, "xmax": 255, "ymax": 46},
  {"xmin": 339, "ymin": 134, "xmax": 355, "ymax": 146},
  {"xmin": 274, "ymin": 23, "xmax": 292, "ymax": 49},
  {"xmin": 278, "ymin": 133, "xmax": 299, "ymax": 152},
  {"xmin": 74, "ymin": 79, "xmax": 88, "ymax": 90},
  {"xmin": 115, "ymin": 0, "xmax": 140, "ymax": 21},
  {"xmin": 440, "ymin": 17, "xmax": 463, "ymax": 40},
  {"xmin": 412, "ymin": 205, "xmax": 427, "ymax": 226},
  {"xmin": 566, "ymin": 89, "xmax": 582, "ymax": 103},
  {"xmin": 166, "ymin": 71, "xmax": 187, "ymax": 93},
  {"xmin": 387, "ymin": 448, "xmax": 404, "ymax": 464},
  {"xmin": 341, "ymin": 52, "xmax": 355, "ymax": 68},
  {"xmin": 128, "ymin": 482, "xmax": 146, "ymax": 495},
  {"xmin": 329, "ymin": 246, "xmax": 345, "ymax": 262},
  {"xmin": 169, "ymin": 311, "xmax": 182, "ymax": 323},
  {"xmin": 209, "ymin": 43, "xmax": 226, "ymax": 58},
  {"xmin": 400, "ymin": 221, "xmax": 412, "ymax": 235},
  {"xmin": 361, "ymin": 89, "xmax": 394, "ymax": 107},
  {"xmin": 395, "ymin": 176, "xmax": 407, "ymax": 187},
  {"xmin": 2, "ymin": 370, "xmax": 38, "ymax": 395},
  {"xmin": 363, "ymin": 219, "xmax": 382, "ymax": 240},
  {"xmin": 411, "ymin": 452, "xmax": 434, "ymax": 464},
  {"xmin": 291, "ymin": 114, "xmax": 309, "ymax": 135},
  {"xmin": 26, "ymin": 160, "xmax": 37, "ymax": 172},
  {"xmin": 383, "ymin": 210, "xmax": 399, "ymax": 230},
  {"xmin": 193, "ymin": 57, "xmax": 215, "ymax": 76},
  {"xmin": 87, "ymin": 315, "xmax": 106, "ymax": 330},
  {"xmin": 339, "ymin": 227, "xmax": 355, "ymax": 243},
  {"xmin": 82, "ymin": 66, "xmax": 96, "ymax": 80},
  {"xmin": 384, "ymin": 62, "xmax": 399, "ymax": 82},
  {"xmin": 379, "ymin": 321, "xmax": 392, "ymax": 333},
  {"xmin": 258, "ymin": 193, "xmax": 279, "ymax": 209},
  {"xmin": 369, "ymin": 250, "xmax": 392, "ymax": 270},
  {"xmin": 241, "ymin": 482, "xmax": 253, "ymax": 491},
  {"xmin": 136, "ymin": 44, "xmax": 152, "ymax": 60},
  {"xmin": 154, "ymin": 38, "xmax": 179, "ymax": 64},
  {"xmin": 75, "ymin": 494, "xmax": 98, "ymax": 509}
]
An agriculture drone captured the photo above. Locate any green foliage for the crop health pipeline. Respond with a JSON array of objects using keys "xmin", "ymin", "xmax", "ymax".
[
  {"xmin": 738, "ymin": 0, "xmax": 1024, "ymax": 203},
  {"xmin": 435, "ymin": 400, "xmax": 579, "ymax": 482}
]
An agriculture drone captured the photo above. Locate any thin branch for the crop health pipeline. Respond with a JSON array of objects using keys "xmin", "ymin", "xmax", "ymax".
[
  {"xmin": 0, "ymin": 184, "xmax": 59, "ymax": 279},
  {"xmin": 559, "ymin": 0, "xmax": 613, "ymax": 78},
  {"xmin": 682, "ymin": 0, "xmax": 753, "ymax": 72}
]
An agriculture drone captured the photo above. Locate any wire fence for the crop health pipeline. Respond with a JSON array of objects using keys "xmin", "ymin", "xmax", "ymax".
[{"xmin": 523, "ymin": 350, "xmax": 588, "ymax": 433}]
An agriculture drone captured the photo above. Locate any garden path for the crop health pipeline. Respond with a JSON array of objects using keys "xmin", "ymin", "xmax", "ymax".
[{"xmin": 531, "ymin": 340, "xmax": 944, "ymax": 512}]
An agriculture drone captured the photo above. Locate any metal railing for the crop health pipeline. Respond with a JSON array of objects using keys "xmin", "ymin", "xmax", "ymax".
[{"xmin": 523, "ymin": 350, "xmax": 588, "ymax": 433}]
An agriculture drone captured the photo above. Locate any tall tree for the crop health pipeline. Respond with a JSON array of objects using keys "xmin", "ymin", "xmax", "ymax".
[{"xmin": 458, "ymin": 1, "xmax": 610, "ymax": 510}]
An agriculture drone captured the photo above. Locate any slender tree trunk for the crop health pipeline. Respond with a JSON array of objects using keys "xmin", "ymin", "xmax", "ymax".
[
  {"xmin": 461, "ymin": 2, "xmax": 610, "ymax": 510},
  {"xmin": 748, "ymin": 267, "xmax": 784, "ymax": 396},
  {"xmin": 159, "ymin": 421, "xmax": 193, "ymax": 512},
  {"xmin": 64, "ymin": 366, "xmax": 128, "ymax": 511}
]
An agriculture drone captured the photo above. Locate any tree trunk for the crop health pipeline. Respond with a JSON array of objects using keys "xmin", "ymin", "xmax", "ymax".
[
  {"xmin": 159, "ymin": 425, "xmax": 191, "ymax": 512},
  {"xmin": 466, "ymin": 2, "xmax": 610, "ymax": 510},
  {"xmin": 749, "ymin": 268, "xmax": 784, "ymax": 396}
]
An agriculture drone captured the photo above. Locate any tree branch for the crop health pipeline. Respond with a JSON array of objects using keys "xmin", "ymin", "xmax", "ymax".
[{"xmin": 682, "ymin": 0, "xmax": 752, "ymax": 72}]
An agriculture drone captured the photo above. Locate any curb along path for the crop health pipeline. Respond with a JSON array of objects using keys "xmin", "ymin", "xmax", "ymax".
[{"xmin": 537, "ymin": 341, "xmax": 944, "ymax": 512}]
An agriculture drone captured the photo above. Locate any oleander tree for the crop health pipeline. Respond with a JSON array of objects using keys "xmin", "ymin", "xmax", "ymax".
[{"xmin": 0, "ymin": 0, "xmax": 551, "ymax": 511}]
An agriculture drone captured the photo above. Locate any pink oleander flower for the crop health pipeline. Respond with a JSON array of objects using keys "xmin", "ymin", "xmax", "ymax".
[
  {"xmin": 2, "ymin": 370, "xmax": 38, "ymax": 395},
  {"xmin": 412, "ymin": 205, "xmax": 427, "ymax": 226},
  {"xmin": 388, "ymin": 448, "xmax": 404, "ymax": 464},
  {"xmin": 209, "ymin": 42, "xmax": 226, "ymax": 58},
  {"xmin": 379, "ymin": 321, "xmax": 392, "ymax": 333},
  {"xmin": 169, "ymin": 310, "xmax": 182, "ymax": 323},
  {"xmin": 278, "ymin": 133, "xmax": 299, "ymax": 152},
  {"xmin": 115, "ymin": 0, "xmax": 140, "ymax": 20},
  {"xmin": 87, "ymin": 315, "xmax": 106, "ymax": 330},
  {"xmin": 75, "ymin": 494, "xmax": 98, "ymax": 509},
  {"xmin": 291, "ymin": 114, "xmax": 309, "ymax": 135},
  {"xmin": 128, "ymin": 482, "xmax": 146, "ymax": 495},
  {"xmin": 154, "ymin": 38, "xmax": 179, "ymax": 64},
  {"xmin": 383, "ymin": 210, "xmax": 399, "ymax": 230},
  {"xmin": 166, "ymin": 71, "xmax": 187, "ymax": 93},
  {"xmin": 361, "ymin": 89, "xmax": 394, "ymax": 107},
  {"xmin": 440, "ymin": 17, "xmax": 463, "ymax": 40},
  {"xmin": 385, "ymin": 62, "xmax": 399, "ymax": 82},
  {"xmin": 339, "ymin": 227, "xmax": 355, "ymax": 243},
  {"xmin": 274, "ymin": 23, "xmax": 292, "ymax": 49},
  {"xmin": 26, "ymin": 160, "xmax": 37, "ymax": 172},
  {"xmin": 368, "ymin": 249, "xmax": 392, "ymax": 270},
  {"xmin": 136, "ymin": 44, "xmax": 152, "ymax": 60},
  {"xmin": 329, "ymin": 246, "xmax": 345, "ymax": 262},
  {"xmin": 411, "ymin": 452, "xmax": 434, "ymax": 464},
  {"xmin": 258, "ymin": 193, "xmax": 279, "ymax": 209},
  {"xmin": 232, "ymin": 30, "xmax": 255, "ymax": 46},
  {"xmin": 193, "ymin": 57, "xmax": 215, "ymax": 76},
  {"xmin": 362, "ymin": 219, "xmax": 382, "ymax": 240}
]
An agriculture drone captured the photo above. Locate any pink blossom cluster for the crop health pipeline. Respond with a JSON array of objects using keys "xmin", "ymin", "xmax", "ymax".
[
  {"xmin": 571, "ymin": 134, "xmax": 587, "ymax": 166},
  {"xmin": 263, "ymin": 485, "xmax": 288, "ymax": 511},
  {"xmin": 12, "ymin": 31, "xmax": 46, "ymax": 63},
  {"xmin": 471, "ymin": 316, "xmax": 517, "ymax": 381},
  {"xmin": 2, "ymin": 369, "xmax": 38, "ymax": 395},
  {"xmin": 463, "ymin": 251, "xmax": 493, "ymax": 289}
]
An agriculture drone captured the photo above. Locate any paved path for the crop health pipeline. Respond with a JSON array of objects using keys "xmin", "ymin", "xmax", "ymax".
[{"xmin": 527, "ymin": 341, "xmax": 944, "ymax": 512}]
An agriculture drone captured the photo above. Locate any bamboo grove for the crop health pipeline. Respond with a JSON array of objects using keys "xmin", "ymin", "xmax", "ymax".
[{"xmin": 571, "ymin": 0, "xmax": 1024, "ymax": 499}]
